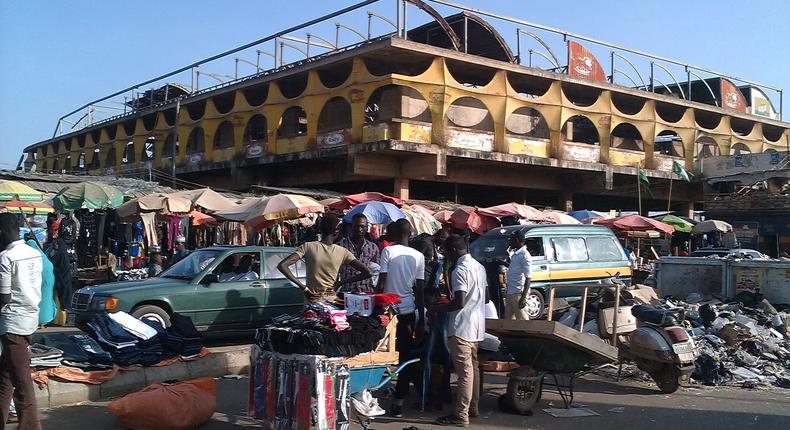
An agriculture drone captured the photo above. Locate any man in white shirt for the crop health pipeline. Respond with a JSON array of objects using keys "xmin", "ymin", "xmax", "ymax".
[
  {"xmin": 430, "ymin": 234, "xmax": 487, "ymax": 427},
  {"xmin": 376, "ymin": 218, "xmax": 425, "ymax": 417},
  {"xmin": 0, "ymin": 214, "xmax": 43, "ymax": 429},
  {"xmin": 504, "ymin": 232, "xmax": 532, "ymax": 320}
]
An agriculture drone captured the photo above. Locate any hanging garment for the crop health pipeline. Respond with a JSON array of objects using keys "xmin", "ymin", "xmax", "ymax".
[
  {"xmin": 50, "ymin": 238, "xmax": 74, "ymax": 310},
  {"xmin": 27, "ymin": 240, "xmax": 57, "ymax": 325},
  {"xmin": 133, "ymin": 219, "xmax": 145, "ymax": 243},
  {"xmin": 167, "ymin": 215, "xmax": 182, "ymax": 249},
  {"xmin": 140, "ymin": 212, "xmax": 159, "ymax": 247}
]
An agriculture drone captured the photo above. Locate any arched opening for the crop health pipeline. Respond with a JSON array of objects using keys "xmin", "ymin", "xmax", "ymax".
[
  {"xmin": 212, "ymin": 92, "xmax": 235, "ymax": 114},
  {"xmin": 505, "ymin": 107, "xmax": 550, "ymax": 139},
  {"xmin": 142, "ymin": 112, "xmax": 158, "ymax": 131},
  {"xmin": 243, "ymin": 115, "xmax": 268, "ymax": 157},
  {"xmin": 655, "ymin": 131, "xmax": 683, "ymax": 157},
  {"xmin": 277, "ymin": 107, "xmax": 307, "ymax": 138},
  {"xmin": 105, "ymin": 147, "xmax": 117, "ymax": 167},
  {"xmin": 186, "ymin": 100, "xmax": 206, "ymax": 121},
  {"xmin": 213, "ymin": 121, "xmax": 235, "ymax": 149},
  {"xmin": 365, "ymin": 85, "xmax": 431, "ymax": 124},
  {"xmin": 611, "ymin": 123, "xmax": 644, "ymax": 151},
  {"xmin": 90, "ymin": 149, "xmax": 101, "ymax": 170},
  {"xmin": 765, "ymin": 148, "xmax": 778, "ymax": 154},
  {"xmin": 694, "ymin": 136, "xmax": 720, "ymax": 158},
  {"xmin": 611, "ymin": 92, "xmax": 646, "ymax": 115},
  {"xmin": 447, "ymin": 97, "xmax": 494, "ymax": 131},
  {"xmin": 77, "ymin": 152, "xmax": 86, "ymax": 170},
  {"xmin": 122, "ymin": 141, "xmax": 136, "ymax": 164},
  {"xmin": 122, "ymin": 118, "xmax": 137, "ymax": 136},
  {"xmin": 655, "ymin": 102, "xmax": 687, "ymax": 123},
  {"xmin": 243, "ymin": 82, "xmax": 269, "ymax": 106},
  {"xmin": 277, "ymin": 73, "xmax": 308, "ymax": 99},
  {"xmin": 49, "ymin": 142, "xmax": 58, "ymax": 156},
  {"xmin": 63, "ymin": 139, "xmax": 72, "ymax": 152},
  {"xmin": 186, "ymin": 128, "xmax": 205, "ymax": 154},
  {"xmin": 317, "ymin": 97, "xmax": 352, "ymax": 133},
  {"xmin": 695, "ymin": 110, "xmax": 722, "ymax": 130},
  {"xmin": 507, "ymin": 72, "xmax": 552, "ymax": 99},
  {"xmin": 362, "ymin": 54, "xmax": 433, "ymax": 76},
  {"xmin": 89, "ymin": 129, "xmax": 101, "ymax": 145},
  {"xmin": 446, "ymin": 59, "xmax": 496, "ymax": 88},
  {"xmin": 162, "ymin": 133, "xmax": 179, "ymax": 159},
  {"xmin": 64, "ymin": 155, "xmax": 72, "ymax": 172},
  {"xmin": 142, "ymin": 137, "xmax": 155, "ymax": 160},
  {"xmin": 731, "ymin": 142, "xmax": 751, "ymax": 155},
  {"xmin": 164, "ymin": 107, "xmax": 177, "ymax": 126},
  {"xmin": 318, "ymin": 61, "xmax": 352, "ymax": 88},
  {"xmin": 562, "ymin": 82, "xmax": 601, "ymax": 107},
  {"xmin": 561, "ymin": 115, "xmax": 599, "ymax": 144},
  {"xmin": 763, "ymin": 124, "xmax": 785, "ymax": 142},
  {"xmin": 52, "ymin": 158, "xmax": 61, "ymax": 172},
  {"xmin": 76, "ymin": 135, "xmax": 86, "ymax": 149},
  {"xmin": 731, "ymin": 117, "xmax": 754, "ymax": 136},
  {"xmin": 105, "ymin": 124, "xmax": 118, "ymax": 140}
]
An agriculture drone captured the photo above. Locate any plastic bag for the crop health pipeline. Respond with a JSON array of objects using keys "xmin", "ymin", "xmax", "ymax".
[
  {"xmin": 351, "ymin": 390, "xmax": 385, "ymax": 417},
  {"xmin": 108, "ymin": 377, "xmax": 216, "ymax": 430}
]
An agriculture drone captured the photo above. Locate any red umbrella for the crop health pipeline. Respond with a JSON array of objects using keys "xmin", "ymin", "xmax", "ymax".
[
  {"xmin": 597, "ymin": 214, "xmax": 675, "ymax": 235},
  {"xmin": 478, "ymin": 202, "xmax": 545, "ymax": 221},
  {"xmin": 433, "ymin": 210, "xmax": 454, "ymax": 224},
  {"xmin": 189, "ymin": 210, "xmax": 218, "ymax": 227},
  {"xmin": 331, "ymin": 192, "xmax": 403, "ymax": 210},
  {"xmin": 449, "ymin": 207, "xmax": 501, "ymax": 235}
]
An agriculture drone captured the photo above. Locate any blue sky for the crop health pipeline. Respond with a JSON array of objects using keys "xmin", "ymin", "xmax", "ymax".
[{"xmin": 1, "ymin": 0, "xmax": 788, "ymax": 169}]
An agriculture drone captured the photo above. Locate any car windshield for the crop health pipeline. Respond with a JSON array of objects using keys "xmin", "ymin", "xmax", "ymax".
[
  {"xmin": 160, "ymin": 250, "xmax": 222, "ymax": 279},
  {"xmin": 470, "ymin": 234, "xmax": 510, "ymax": 262}
]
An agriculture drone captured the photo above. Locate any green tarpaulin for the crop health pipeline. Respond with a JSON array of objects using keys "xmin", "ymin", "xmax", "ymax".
[
  {"xmin": 53, "ymin": 182, "xmax": 124, "ymax": 210},
  {"xmin": 654, "ymin": 214, "xmax": 694, "ymax": 233}
]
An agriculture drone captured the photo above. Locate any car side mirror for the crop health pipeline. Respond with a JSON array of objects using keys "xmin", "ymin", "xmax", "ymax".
[{"xmin": 201, "ymin": 273, "xmax": 218, "ymax": 285}]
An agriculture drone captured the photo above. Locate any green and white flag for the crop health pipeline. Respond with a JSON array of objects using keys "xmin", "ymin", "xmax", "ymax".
[
  {"xmin": 638, "ymin": 167, "xmax": 653, "ymax": 198},
  {"xmin": 672, "ymin": 160, "xmax": 694, "ymax": 182}
]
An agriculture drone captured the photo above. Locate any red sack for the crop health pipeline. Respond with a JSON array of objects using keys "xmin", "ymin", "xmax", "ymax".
[{"xmin": 108, "ymin": 377, "xmax": 216, "ymax": 430}]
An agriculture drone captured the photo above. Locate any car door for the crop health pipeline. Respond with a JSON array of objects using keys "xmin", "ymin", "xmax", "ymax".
[
  {"xmin": 193, "ymin": 250, "xmax": 266, "ymax": 329},
  {"xmin": 260, "ymin": 251, "xmax": 306, "ymax": 322},
  {"xmin": 548, "ymin": 236, "xmax": 593, "ymax": 298}
]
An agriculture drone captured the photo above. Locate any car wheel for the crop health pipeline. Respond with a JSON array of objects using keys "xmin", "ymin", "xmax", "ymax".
[
  {"xmin": 131, "ymin": 305, "xmax": 171, "ymax": 328},
  {"xmin": 526, "ymin": 290, "xmax": 545, "ymax": 319}
]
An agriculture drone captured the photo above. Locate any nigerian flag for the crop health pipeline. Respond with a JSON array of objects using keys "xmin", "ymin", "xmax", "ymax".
[
  {"xmin": 638, "ymin": 168, "xmax": 653, "ymax": 198},
  {"xmin": 672, "ymin": 160, "xmax": 694, "ymax": 182}
]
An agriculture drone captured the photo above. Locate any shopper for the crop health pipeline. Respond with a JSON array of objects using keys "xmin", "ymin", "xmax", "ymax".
[
  {"xmin": 278, "ymin": 214, "xmax": 371, "ymax": 303},
  {"xmin": 430, "ymin": 234, "xmax": 487, "ymax": 427},
  {"xmin": 25, "ymin": 239, "xmax": 56, "ymax": 326},
  {"xmin": 337, "ymin": 214, "xmax": 379, "ymax": 294},
  {"xmin": 0, "ymin": 213, "xmax": 43, "ymax": 429},
  {"xmin": 377, "ymin": 218, "xmax": 425, "ymax": 417},
  {"xmin": 171, "ymin": 235, "xmax": 190, "ymax": 265},
  {"xmin": 504, "ymin": 232, "xmax": 532, "ymax": 320},
  {"xmin": 146, "ymin": 251, "xmax": 164, "ymax": 278},
  {"xmin": 49, "ymin": 237, "xmax": 74, "ymax": 311}
]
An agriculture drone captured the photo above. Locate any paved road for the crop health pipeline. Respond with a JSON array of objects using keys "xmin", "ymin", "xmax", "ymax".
[{"xmin": 16, "ymin": 371, "xmax": 789, "ymax": 430}]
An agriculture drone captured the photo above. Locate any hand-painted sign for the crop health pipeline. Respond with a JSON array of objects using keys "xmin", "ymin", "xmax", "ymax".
[
  {"xmin": 567, "ymin": 41, "xmax": 607, "ymax": 82},
  {"xmin": 720, "ymin": 78, "xmax": 748, "ymax": 113},
  {"xmin": 317, "ymin": 128, "xmax": 352, "ymax": 148}
]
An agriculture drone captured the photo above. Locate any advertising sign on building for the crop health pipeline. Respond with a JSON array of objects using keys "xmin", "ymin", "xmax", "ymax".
[
  {"xmin": 720, "ymin": 78, "xmax": 748, "ymax": 113},
  {"xmin": 567, "ymin": 41, "xmax": 607, "ymax": 82},
  {"xmin": 734, "ymin": 267, "xmax": 763, "ymax": 291},
  {"xmin": 316, "ymin": 128, "xmax": 352, "ymax": 148},
  {"xmin": 749, "ymin": 86, "xmax": 779, "ymax": 119}
]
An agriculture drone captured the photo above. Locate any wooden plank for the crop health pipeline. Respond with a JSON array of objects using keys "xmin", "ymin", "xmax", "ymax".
[{"xmin": 485, "ymin": 319, "xmax": 618, "ymax": 362}]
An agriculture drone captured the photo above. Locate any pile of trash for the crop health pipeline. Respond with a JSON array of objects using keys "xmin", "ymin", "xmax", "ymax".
[{"xmin": 677, "ymin": 290, "xmax": 790, "ymax": 388}]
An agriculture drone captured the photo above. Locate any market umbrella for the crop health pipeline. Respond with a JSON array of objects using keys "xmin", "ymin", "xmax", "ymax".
[
  {"xmin": 597, "ymin": 214, "xmax": 675, "ymax": 235},
  {"xmin": 244, "ymin": 194, "xmax": 324, "ymax": 228},
  {"xmin": 433, "ymin": 210, "xmax": 454, "ymax": 224},
  {"xmin": 53, "ymin": 182, "xmax": 124, "ymax": 210},
  {"xmin": 405, "ymin": 204, "xmax": 435, "ymax": 217},
  {"xmin": 115, "ymin": 193, "xmax": 193, "ymax": 218},
  {"xmin": 0, "ymin": 180, "xmax": 43, "ymax": 201},
  {"xmin": 654, "ymin": 214, "xmax": 693, "ymax": 234},
  {"xmin": 542, "ymin": 210, "xmax": 582, "ymax": 225},
  {"xmin": 214, "ymin": 197, "xmax": 270, "ymax": 222},
  {"xmin": 691, "ymin": 219, "xmax": 732, "ymax": 235},
  {"xmin": 170, "ymin": 188, "xmax": 236, "ymax": 213},
  {"xmin": 189, "ymin": 210, "xmax": 218, "ymax": 227},
  {"xmin": 569, "ymin": 209, "xmax": 612, "ymax": 222},
  {"xmin": 330, "ymin": 192, "xmax": 403, "ymax": 210},
  {"xmin": 343, "ymin": 201, "xmax": 405, "ymax": 225},
  {"xmin": 319, "ymin": 197, "xmax": 343, "ymax": 208},
  {"xmin": 402, "ymin": 208, "xmax": 441, "ymax": 235},
  {"xmin": 449, "ymin": 207, "xmax": 501, "ymax": 235},
  {"xmin": 478, "ymin": 202, "xmax": 546, "ymax": 221},
  {"xmin": 0, "ymin": 199, "xmax": 54, "ymax": 214}
]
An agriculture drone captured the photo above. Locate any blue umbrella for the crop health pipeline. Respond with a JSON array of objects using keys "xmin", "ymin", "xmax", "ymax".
[
  {"xmin": 343, "ymin": 201, "xmax": 405, "ymax": 225},
  {"xmin": 569, "ymin": 209, "xmax": 609, "ymax": 221}
]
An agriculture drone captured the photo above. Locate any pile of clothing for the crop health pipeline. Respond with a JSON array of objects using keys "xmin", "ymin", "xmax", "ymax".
[
  {"xmin": 29, "ymin": 344, "xmax": 64, "ymax": 368},
  {"xmin": 38, "ymin": 333, "xmax": 114, "ymax": 370},
  {"xmin": 257, "ymin": 300, "xmax": 393, "ymax": 357}
]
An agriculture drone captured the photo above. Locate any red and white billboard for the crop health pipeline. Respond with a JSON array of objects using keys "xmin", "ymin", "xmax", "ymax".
[
  {"xmin": 720, "ymin": 78, "xmax": 748, "ymax": 113},
  {"xmin": 567, "ymin": 41, "xmax": 607, "ymax": 82}
]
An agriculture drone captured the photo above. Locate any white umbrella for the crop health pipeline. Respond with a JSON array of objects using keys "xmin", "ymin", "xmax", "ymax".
[
  {"xmin": 214, "ymin": 197, "xmax": 270, "ymax": 222},
  {"xmin": 691, "ymin": 220, "xmax": 733, "ymax": 235}
]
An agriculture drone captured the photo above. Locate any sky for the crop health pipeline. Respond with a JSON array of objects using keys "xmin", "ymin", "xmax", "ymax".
[{"xmin": 1, "ymin": 0, "xmax": 788, "ymax": 169}]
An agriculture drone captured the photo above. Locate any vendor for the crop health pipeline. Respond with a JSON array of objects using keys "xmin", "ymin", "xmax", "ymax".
[
  {"xmin": 278, "ymin": 214, "xmax": 372, "ymax": 303},
  {"xmin": 146, "ymin": 251, "xmax": 163, "ymax": 278},
  {"xmin": 337, "ymin": 213, "xmax": 379, "ymax": 294},
  {"xmin": 170, "ymin": 235, "xmax": 190, "ymax": 266},
  {"xmin": 504, "ymin": 232, "xmax": 532, "ymax": 320}
]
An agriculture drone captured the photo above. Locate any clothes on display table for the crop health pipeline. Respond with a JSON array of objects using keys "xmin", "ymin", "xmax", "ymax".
[
  {"xmin": 29, "ymin": 344, "xmax": 64, "ymax": 368},
  {"xmin": 38, "ymin": 333, "xmax": 114, "ymax": 371}
]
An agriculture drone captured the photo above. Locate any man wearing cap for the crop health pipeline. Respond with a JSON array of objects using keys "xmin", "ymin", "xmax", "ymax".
[
  {"xmin": 171, "ymin": 235, "xmax": 190, "ymax": 266},
  {"xmin": 504, "ymin": 232, "xmax": 532, "ymax": 320}
]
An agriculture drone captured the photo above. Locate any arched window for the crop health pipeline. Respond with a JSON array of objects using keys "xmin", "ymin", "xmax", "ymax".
[
  {"xmin": 186, "ymin": 128, "xmax": 205, "ymax": 154},
  {"xmin": 505, "ymin": 107, "xmax": 550, "ymax": 139},
  {"xmin": 213, "ymin": 121, "xmax": 235, "ymax": 149},
  {"xmin": 365, "ymin": 85, "xmax": 431, "ymax": 124},
  {"xmin": 731, "ymin": 143, "xmax": 751, "ymax": 155},
  {"xmin": 277, "ymin": 107, "xmax": 307, "ymax": 138},
  {"xmin": 447, "ymin": 97, "xmax": 494, "ymax": 131},
  {"xmin": 694, "ymin": 136, "xmax": 720, "ymax": 158},
  {"xmin": 561, "ymin": 115, "xmax": 599, "ymax": 145},
  {"xmin": 655, "ymin": 131, "xmax": 683, "ymax": 157},
  {"xmin": 611, "ymin": 123, "xmax": 644, "ymax": 151},
  {"xmin": 317, "ymin": 97, "xmax": 352, "ymax": 133}
]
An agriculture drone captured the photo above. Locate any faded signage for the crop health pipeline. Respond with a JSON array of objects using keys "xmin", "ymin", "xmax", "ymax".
[
  {"xmin": 244, "ymin": 140, "xmax": 267, "ymax": 158},
  {"xmin": 561, "ymin": 142, "xmax": 600, "ymax": 163},
  {"xmin": 734, "ymin": 267, "xmax": 763, "ymax": 291},
  {"xmin": 317, "ymin": 128, "xmax": 352, "ymax": 148},
  {"xmin": 733, "ymin": 221, "xmax": 759, "ymax": 248},
  {"xmin": 567, "ymin": 41, "xmax": 607, "ymax": 82},
  {"xmin": 720, "ymin": 78, "xmax": 748, "ymax": 114},
  {"xmin": 750, "ymin": 87, "xmax": 778, "ymax": 119},
  {"xmin": 447, "ymin": 129, "xmax": 494, "ymax": 151},
  {"xmin": 186, "ymin": 153, "xmax": 204, "ymax": 166}
]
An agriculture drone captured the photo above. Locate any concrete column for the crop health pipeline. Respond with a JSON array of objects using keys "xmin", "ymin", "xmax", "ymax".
[
  {"xmin": 682, "ymin": 200, "xmax": 694, "ymax": 219},
  {"xmin": 558, "ymin": 190, "xmax": 573, "ymax": 213},
  {"xmin": 394, "ymin": 178, "xmax": 410, "ymax": 201}
]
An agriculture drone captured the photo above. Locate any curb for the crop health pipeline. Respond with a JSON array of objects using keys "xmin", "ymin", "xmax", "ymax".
[{"xmin": 36, "ymin": 345, "xmax": 251, "ymax": 410}]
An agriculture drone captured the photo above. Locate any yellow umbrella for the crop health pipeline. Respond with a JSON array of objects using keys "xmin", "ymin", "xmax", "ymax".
[{"xmin": 0, "ymin": 180, "xmax": 43, "ymax": 201}]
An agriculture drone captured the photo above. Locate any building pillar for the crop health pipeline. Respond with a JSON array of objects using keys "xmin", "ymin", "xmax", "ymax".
[
  {"xmin": 394, "ymin": 178, "xmax": 410, "ymax": 201},
  {"xmin": 558, "ymin": 190, "xmax": 573, "ymax": 213},
  {"xmin": 682, "ymin": 200, "xmax": 694, "ymax": 219}
]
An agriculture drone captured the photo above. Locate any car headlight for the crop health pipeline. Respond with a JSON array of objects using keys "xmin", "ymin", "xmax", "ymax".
[{"xmin": 93, "ymin": 296, "xmax": 120, "ymax": 311}]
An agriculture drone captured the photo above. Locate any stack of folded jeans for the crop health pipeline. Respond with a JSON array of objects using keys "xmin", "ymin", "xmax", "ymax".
[
  {"xmin": 29, "ymin": 344, "xmax": 63, "ymax": 368},
  {"xmin": 86, "ymin": 313, "xmax": 141, "ymax": 366},
  {"xmin": 164, "ymin": 313, "xmax": 203, "ymax": 357},
  {"xmin": 141, "ymin": 318, "xmax": 178, "ymax": 360},
  {"xmin": 38, "ymin": 333, "xmax": 114, "ymax": 370},
  {"xmin": 68, "ymin": 334, "xmax": 114, "ymax": 368}
]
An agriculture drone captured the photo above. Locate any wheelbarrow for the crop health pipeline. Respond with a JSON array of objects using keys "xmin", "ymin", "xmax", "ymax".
[{"xmin": 341, "ymin": 358, "xmax": 420, "ymax": 430}]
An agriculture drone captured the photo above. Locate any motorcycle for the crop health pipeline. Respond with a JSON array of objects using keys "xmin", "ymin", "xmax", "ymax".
[{"xmin": 600, "ymin": 274, "xmax": 698, "ymax": 394}]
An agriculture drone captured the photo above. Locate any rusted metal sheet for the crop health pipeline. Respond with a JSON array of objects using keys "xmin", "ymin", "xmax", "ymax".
[
  {"xmin": 720, "ymin": 78, "xmax": 748, "ymax": 114},
  {"xmin": 567, "ymin": 41, "xmax": 607, "ymax": 82}
]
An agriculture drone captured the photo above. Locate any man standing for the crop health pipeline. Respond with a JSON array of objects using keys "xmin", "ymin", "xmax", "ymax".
[
  {"xmin": 171, "ymin": 235, "xmax": 190, "ymax": 266},
  {"xmin": 0, "ymin": 213, "xmax": 43, "ymax": 429},
  {"xmin": 431, "ymin": 234, "xmax": 487, "ymax": 427},
  {"xmin": 376, "ymin": 218, "xmax": 425, "ymax": 417},
  {"xmin": 278, "ymin": 214, "xmax": 371, "ymax": 303},
  {"xmin": 505, "ymin": 232, "xmax": 532, "ymax": 320},
  {"xmin": 337, "ymin": 214, "xmax": 379, "ymax": 294}
]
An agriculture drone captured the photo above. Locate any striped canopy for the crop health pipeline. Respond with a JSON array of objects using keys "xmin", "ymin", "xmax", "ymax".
[{"xmin": 0, "ymin": 180, "xmax": 43, "ymax": 201}]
